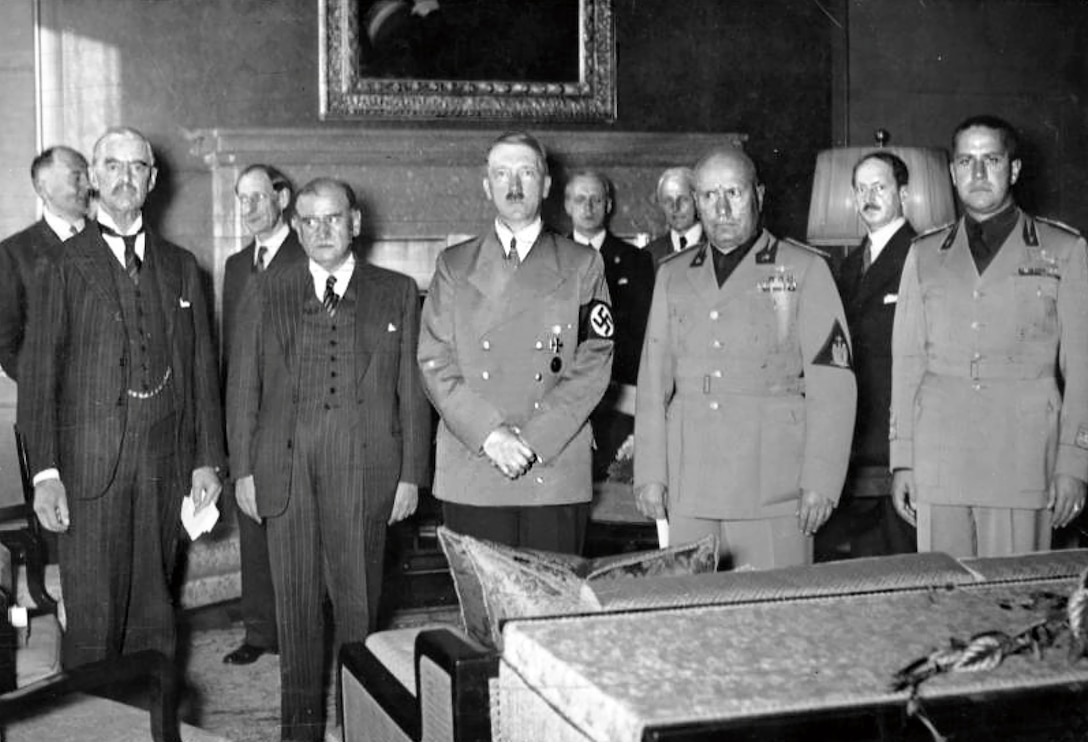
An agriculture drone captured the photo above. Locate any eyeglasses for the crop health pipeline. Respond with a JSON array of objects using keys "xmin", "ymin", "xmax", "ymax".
[
  {"xmin": 297, "ymin": 213, "xmax": 347, "ymax": 231},
  {"xmin": 237, "ymin": 193, "xmax": 271, "ymax": 207}
]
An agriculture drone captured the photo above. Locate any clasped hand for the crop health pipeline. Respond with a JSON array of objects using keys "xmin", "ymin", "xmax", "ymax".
[{"xmin": 483, "ymin": 426, "xmax": 536, "ymax": 479}]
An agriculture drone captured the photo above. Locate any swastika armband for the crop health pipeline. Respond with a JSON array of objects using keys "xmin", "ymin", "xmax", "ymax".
[
  {"xmin": 811, "ymin": 319, "xmax": 853, "ymax": 370},
  {"xmin": 579, "ymin": 299, "xmax": 615, "ymax": 342}
]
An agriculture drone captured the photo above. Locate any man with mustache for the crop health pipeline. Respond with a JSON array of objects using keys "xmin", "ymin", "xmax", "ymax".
[
  {"xmin": 18, "ymin": 126, "xmax": 225, "ymax": 668},
  {"xmin": 419, "ymin": 131, "xmax": 613, "ymax": 553},
  {"xmin": 815, "ymin": 151, "xmax": 916, "ymax": 560},
  {"xmin": 891, "ymin": 115, "xmax": 1088, "ymax": 556},
  {"xmin": 635, "ymin": 146, "xmax": 855, "ymax": 569},
  {"xmin": 0, "ymin": 146, "xmax": 90, "ymax": 379}
]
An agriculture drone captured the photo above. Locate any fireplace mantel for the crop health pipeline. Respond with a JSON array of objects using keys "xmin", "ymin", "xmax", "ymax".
[{"xmin": 188, "ymin": 127, "xmax": 745, "ymax": 295}]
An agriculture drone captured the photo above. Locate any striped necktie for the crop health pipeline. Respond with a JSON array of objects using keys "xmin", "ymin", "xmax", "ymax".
[
  {"xmin": 99, "ymin": 224, "xmax": 142, "ymax": 283},
  {"xmin": 323, "ymin": 275, "xmax": 339, "ymax": 317},
  {"xmin": 506, "ymin": 236, "xmax": 520, "ymax": 267},
  {"xmin": 255, "ymin": 245, "xmax": 268, "ymax": 272}
]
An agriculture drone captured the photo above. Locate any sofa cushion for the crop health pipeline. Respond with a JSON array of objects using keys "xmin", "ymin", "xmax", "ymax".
[{"xmin": 437, "ymin": 527, "xmax": 718, "ymax": 650}]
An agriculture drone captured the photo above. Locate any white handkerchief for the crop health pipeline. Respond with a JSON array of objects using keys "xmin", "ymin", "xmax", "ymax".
[
  {"xmin": 883, "ymin": 293, "xmax": 898, "ymax": 304},
  {"xmin": 181, "ymin": 496, "xmax": 219, "ymax": 540},
  {"xmin": 387, "ymin": 322, "xmax": 397, "ymax": 332},
  {"xmin": 618, "ymin": 277, "xmax": 629, "ymax": 286},
  {"xmin": 656, "ymin": 518, "xmax": 669, "ymax": 548},
  {"xmin": 179, "ymin": 298, "xmax": 192, "ymax": 308}
]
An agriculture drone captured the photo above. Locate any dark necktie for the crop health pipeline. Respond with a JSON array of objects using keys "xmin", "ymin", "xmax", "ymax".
[
  {"xmin": 323, "ymin": 275, "xmax": 339, "ymax": 317},
  {"xmin": 859, "ymin": 236, "xmax": 872, "ymax": 276},
  {"xmin": 255, "ymin": 245, "xmax": 268, "ymax": 272},
  {"xmin": 99, "ymin": 223, "xmax": 142, "ymax": 283},
  {"xmin": 678, "ymin": 235, "xmax": 687, "ymax": 252},
  {"xmin": 506, "ymin": 236, "xmax": 520, "ymax": 267}
]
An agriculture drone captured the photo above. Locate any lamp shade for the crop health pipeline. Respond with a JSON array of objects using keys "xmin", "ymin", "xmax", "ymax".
[{"xmin": 806, "ymin": 146, "xmax": 956, "ymax": 246}]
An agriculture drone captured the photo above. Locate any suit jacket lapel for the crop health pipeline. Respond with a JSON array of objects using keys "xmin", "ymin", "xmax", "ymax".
[
  {"xmin": 69, "ymin": 224, "xmax": 122, "ymax": 308},
  {"xmin": 852, "ymin": 224, "xmax": 915, "ymax": 308},
  {"xmin": 978, "ymin": 211, "xmax": 1027, "ymax": 286},
  {"xmin": 351, "ymin": 262, "xmax": 379, "ymax": 384},
  {"xmin": 147, "ymin": 231, "xmax": 182, "ymax": 340}
]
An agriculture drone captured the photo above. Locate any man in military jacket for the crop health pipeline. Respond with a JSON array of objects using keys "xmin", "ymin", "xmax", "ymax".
[
  {"xmin": 634, "ymin": 146, "xmax": 856, "ymax": 569},
  {"xmin": 891, "ymin": 115, "xmax": 1088, "ymax": 556},
  {"xmin": 418, "ymin": 131, "xmax": 613, "ymax": 554}
]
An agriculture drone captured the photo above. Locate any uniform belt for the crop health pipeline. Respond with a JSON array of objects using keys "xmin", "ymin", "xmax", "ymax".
[
  {"xmin": 675, "ymin": 375, "xmax": 803, "ymax": 397},
  {"xmin": 927, "ymin": 359, "xmax": 1055, "ymax": 381},
  {"xmin": 127, "ymin": 367, "xmax": 172, "ymax": 399}
]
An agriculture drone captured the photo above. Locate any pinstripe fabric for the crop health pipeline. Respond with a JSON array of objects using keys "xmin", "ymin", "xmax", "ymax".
[
  {"xmin": 222, "ymin": 233, "xmax": 305, "ymax": 649},
  {"xmin": 17, "ymin": 223, "xmax": 226, "ymax": 669},
  {"xmin": 226, "ymin": 256, "xmax": 431, "ymax": 742}
]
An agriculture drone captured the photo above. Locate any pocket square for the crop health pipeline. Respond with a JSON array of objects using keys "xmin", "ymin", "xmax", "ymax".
[
  {"xmin": 387, "ymin": 322, "xmax": 397, "ymax": 332},
  {"xmin": 179, "ymin": 298, "xmax": 192, "ymax": 308},
  {"xmin": 618, "ymin": 277, "xmax": 629, "ymax": 286},
  {"xmin": 883, "ymin": 293, "xmax": 897, "ymax": 304}
]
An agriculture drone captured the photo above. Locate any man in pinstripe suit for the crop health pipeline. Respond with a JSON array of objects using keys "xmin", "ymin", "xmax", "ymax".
[
  {"xmin": 227, "ymin": 178, "xmax": 431, "ymax": 742},
  {"xmin": 18, "ymin": 126, "xmax": 226, "ymax": 669}
]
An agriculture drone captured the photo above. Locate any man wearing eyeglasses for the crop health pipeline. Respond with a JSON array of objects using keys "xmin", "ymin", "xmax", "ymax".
[
  {"xmin": 815, "ymin": 151, "xmax": 917, "ymax": 561},
  {"xmin": 228, "ymin": 177, "xmax": 431, "ymax": 742},
  {"xmin": 891, "ymin": 115, "xmax": 1088, "ymax": 557},
  {"xmin": 635, "ymin": 146, "xmax": 855, "ymax": 569},
  {"xmin": 219, "ymin": 165, "xmax": 305, "ymax": 667},
  {"xmin": 18, "ymin": 126, "xmax": 225, "ymax": 669},
  {"xmin": 646, "ymin": 167, "xmax": 703, "ymax": 265}
]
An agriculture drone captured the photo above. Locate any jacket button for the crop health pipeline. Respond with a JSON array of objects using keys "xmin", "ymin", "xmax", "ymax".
[
  {"xmin": 482, "ymin": 340, "xmax": 491, "ymax": 350},
  {"xmin": 709, "ymin": 401, "xmax": 719, "ymax": 410},
  {"xmin": 482, "ymin": 371, "xmax": 490, "ymax": 380},
  {"xmin": 535, "ymin": 341, "xmax": 543, "ymax": 350},
  {"xmin": 535, "ymin": 476, "xmax": 545, "ymax": 484},
  {"xmin": 534, "ymin": 373, "xmax": 542, "ymax": 381},
  {"xmin": 286, "ymin": 439, "xmax": 293, "ymax": 449},
  {"xmin": 709, "ymin": 310, "xmax": 719, "ymax": 320}
]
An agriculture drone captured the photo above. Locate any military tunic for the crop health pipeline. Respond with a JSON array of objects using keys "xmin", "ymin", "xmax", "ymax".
[
  {"xmin": 890, "ymin": 212, "xmax": 1088, "ymax": 509},
  {"xmin": 418, "ymin": 229, "xmax": 613, "ymax": 507},
  {"xmin": 634, "ymin": 230, "xmax": 856, "ymax": 521}
]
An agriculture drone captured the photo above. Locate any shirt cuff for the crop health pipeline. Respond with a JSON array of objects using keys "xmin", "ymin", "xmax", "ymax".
[{"xmin": 33, "ymin": 468, "xmax": 60, "ymax": 486}]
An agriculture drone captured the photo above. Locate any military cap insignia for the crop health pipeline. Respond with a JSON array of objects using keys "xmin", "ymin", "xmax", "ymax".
[
  {"xmin": 579, "ymin": 299, "xmax": 615, "ymax": 341},
  {"xmin": 812, "ymin": 319, "xmax": 853, "ymax": 370},
  {"xmin": 1076, "ymin": 426, "xmax": 1088, "ymax": 450}
]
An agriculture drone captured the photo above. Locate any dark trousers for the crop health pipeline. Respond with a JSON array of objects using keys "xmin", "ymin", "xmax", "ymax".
[
  {"xmin": 58, "ymin": 391, "xmax": 179, "ymax": 670},
  {"xmin": 266, "ymin": 410, "xmax": 389, "ymax": 742},
  {"xmin": 815, "ymin": 466, "xmax": 916, "ymax": 562},
  {"xmin": 234, "ymin": 491, "xmax": 278, "ymax": 649},
  {"xmin": 442, "ymin": 501, "xmax": 590, "ymax": 554}
]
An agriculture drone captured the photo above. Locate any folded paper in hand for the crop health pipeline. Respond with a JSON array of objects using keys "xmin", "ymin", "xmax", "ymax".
[{"xmin": 181, "ymin": 496, "xmax": 219, "ymax": 540}]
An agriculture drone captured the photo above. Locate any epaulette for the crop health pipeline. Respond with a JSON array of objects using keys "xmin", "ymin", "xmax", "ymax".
[
  {"xmin": 910, "ymin": 222, "xmax": 956, "ymax": 244},
  {"xmin": 1035, "ymin": 215, "xmax": 1083, "ymax": 238},
  {"xmin": 782, "ymin": 237, "xmax": 830, "ymax": 260},
  {"xmin": 660, "ymin": 240, "xmax": 700, "ymax": 266}
]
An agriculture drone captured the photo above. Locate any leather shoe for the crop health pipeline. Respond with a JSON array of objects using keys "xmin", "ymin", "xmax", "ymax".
[{"xmin": 222, "ymin": 642, "xmax": 277, "ymax": 665}]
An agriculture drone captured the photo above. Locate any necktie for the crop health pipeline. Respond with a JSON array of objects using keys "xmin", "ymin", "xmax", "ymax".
[
  {"xmin": 323, "ymin": 275, "xmax": 339, "ymax": 317},
  {"xmin": 256, "ymin": 245, "xmax": 268, "ymax": 272},
  {"xmin": 507, "ymin": 236, "xmax": 520, "ymax": 267},
  {"xmin": 99, "ymin": 224, "xmax": 142, "ymax": 283},
  {"xmin": 859, "ymin": 237, "xmax": 872, "ymax": 276},
  {"xmin": 678, "ymin": 235, "xmax": 687, "ymax": 252}
]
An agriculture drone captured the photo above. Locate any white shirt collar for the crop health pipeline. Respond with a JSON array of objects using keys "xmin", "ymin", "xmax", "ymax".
[
  {"xmin": 573, "ymin": 229, "xmax": 607, "ymax": 251},
  {"xmin": 672, "ymin": 223, "xmax": 703, "ymax": 252},
  {"xmin": 255, "ymin": 222, "xmax": 291, "ymax": 267},
  {"xmin": 97, "ymin": 210, "xmax": 146, "ymax": 267},
  {"xmin": 43, "ymin": 208, "xmax": 84, "ymax": 242},
  {"xmin": 494, "ymin": 218, "xmax": 543, "ymax": 261},
  {"xmin": 309, "ymin": 252, "xmax": 356, "ymax": 301},
  {"xmin": 866, "ymin": 216, "xmax": 906, "ymax": 264}
]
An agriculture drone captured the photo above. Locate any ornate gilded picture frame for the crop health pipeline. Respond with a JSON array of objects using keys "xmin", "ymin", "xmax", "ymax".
[{"xmin": 320, "ymin": 0, "xmax": 616, "ymax": 121}]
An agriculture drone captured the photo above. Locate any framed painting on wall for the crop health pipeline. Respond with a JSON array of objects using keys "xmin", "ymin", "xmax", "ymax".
[{"xmin": 320, "ymin": 0, "xmax": 616, "ymax": 121}]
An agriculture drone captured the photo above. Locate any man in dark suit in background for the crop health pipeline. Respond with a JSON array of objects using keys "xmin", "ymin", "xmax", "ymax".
[
  {"xmin": 418, "ymin": 132, "xmax": 613, "ymax": 554},
  {"xmin": 228, "ymin": 178, "xmax": 431, "ymax": 742},
  {"xmin": 563, "ymin": 169, "xmax": 654, "ymax": 480},
  {"xmin": 0, "ymin": 146, "xmax": 90, "ymax": 379},
  {"xmin": 18, "ymin": 126, "xmax": 225, "ymax": 669},
  {"xmin": 816, "ymin": 151, "xmax": 916, "ymax": 560},
  {"xmin": 645, "ymin": 167, "xmax": 703, "ymax": 265},
  {"xmin": 220, "ymin": 164, "xmax": 305, "ymax": 666}
]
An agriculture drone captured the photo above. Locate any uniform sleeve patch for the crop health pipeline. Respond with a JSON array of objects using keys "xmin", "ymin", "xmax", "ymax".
[
  {"xmin": 580, "ymin": 300, "xmax": 615, "ymax": 341},
  {"xmin": 1076, "ymin": 426, "xmax": 1088, "ymax": 450},
  {"xmin": 811, "ymin": 319, "xmax": 853, "ymax": 370}
]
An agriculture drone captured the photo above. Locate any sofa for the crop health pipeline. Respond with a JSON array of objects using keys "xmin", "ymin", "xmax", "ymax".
[{"xmin": 341, "ymin": 548, "xmax": 1088, "ymax": 742}]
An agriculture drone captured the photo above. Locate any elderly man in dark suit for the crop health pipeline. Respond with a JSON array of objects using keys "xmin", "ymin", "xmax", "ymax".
[
  {"xmin": 563, "ymin": 169, "xmax": 654, "ymax": 480},
  {"xmin": 645, "ymin": 167, "xmax": 703, "ymax": 264},
  {"xmin": 18, "ymin": 126, "xmax": 225, "ymax": 669},
  {"xmin": 228, "ymin": 177, "xmax": 431, "ymax": 742},
  {"xmin": 816, "ymin": 151, "xmax": 917, "ymax": 561},
  {"xmin": 419, "ymin": 131, "xmax": 613, "ymax": 554},
  {"xmin": 219, "ymin": 164, "xmax": 305, "ymax": 667},
  {"xmin": 0, "ymin": 145, "xmax": 90, "ymax": 379}
]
